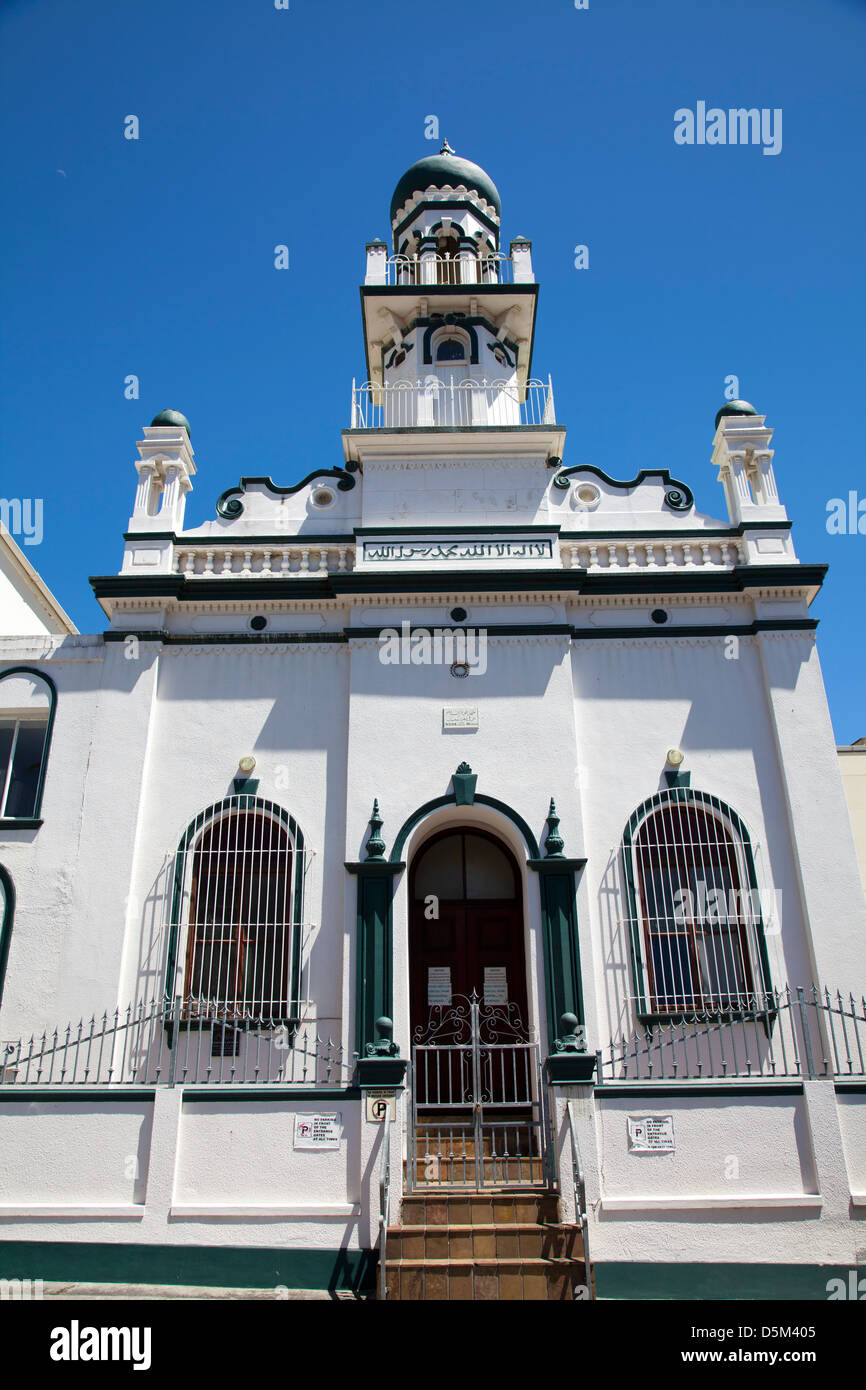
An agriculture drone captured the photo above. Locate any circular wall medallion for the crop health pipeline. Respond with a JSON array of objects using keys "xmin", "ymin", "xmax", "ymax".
[
  {"xmin": 650, "ymin": 609, "xmax": 669, "ymax": 625},
  {"xmin": 311, "ymin": 487, "xmax": 335, "ymax": 508},
  {"xmin": 450, "ymin": 661, "xmax": 470, "ymax": 678},
  {"xmin": 450, "ymin": 607, "xmax": 468, "ymax": 623},
  {"xmin": 250, "ymin": 615, "xmax": 268, "ymax": 632},
  {"xmin": 573, "ymin": 483, "xmax": 602, "ymax": 511}
]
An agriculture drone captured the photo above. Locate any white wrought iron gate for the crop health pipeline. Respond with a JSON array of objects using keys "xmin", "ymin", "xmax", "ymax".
[{"xmin": 407, "ymin": 992, "xmax": 553, "ymax": 1191}]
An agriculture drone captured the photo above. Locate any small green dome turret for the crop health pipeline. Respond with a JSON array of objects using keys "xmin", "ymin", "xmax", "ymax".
[
  {"xmin": 390, "ymin": 143, "xmax": 501, "ymax": 223},
  {"xmin": 150, "ymin": 408, "xmax": 191, "ymax": 437},
  {"xmin": 715, "ymin": 399, "xmax": 757, "ymax": 430}
]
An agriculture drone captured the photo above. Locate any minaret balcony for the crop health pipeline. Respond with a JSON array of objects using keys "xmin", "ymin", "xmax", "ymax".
[
  {"xmin": 377, "ymin": 252, "xmax": 517, "ymax": 286},
  {"xmin": 350, "ymin": 375, "xmax": 556, "ymax": 429}
]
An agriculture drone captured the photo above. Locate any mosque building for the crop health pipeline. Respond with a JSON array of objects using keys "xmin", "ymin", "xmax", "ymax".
[{"xmin": 0, "ymin": 146, "xmax": 864, "ymax": 1300}]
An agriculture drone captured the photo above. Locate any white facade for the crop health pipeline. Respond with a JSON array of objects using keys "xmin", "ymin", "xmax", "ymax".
[{"xmin": 0, "ymin": 150, "xmax": 864, "ymax": 1299}]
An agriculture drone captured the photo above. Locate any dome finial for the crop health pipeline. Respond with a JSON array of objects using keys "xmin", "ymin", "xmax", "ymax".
[{"xmin": 440, "ymin": 138, "xmax": 455, "ymax": 155}]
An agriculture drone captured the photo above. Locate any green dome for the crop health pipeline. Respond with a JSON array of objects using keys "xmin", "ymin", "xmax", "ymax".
[
  {"xmin": 150, "ymin": 408, "xmax": 191, "ymax": 437},
  {"xmin": 715, "ymin": 399, "xmax": 757, "ymax": 430},
  {"xmin": 390, "ymin": 150, "xmax": 501, "ymax": 223}
]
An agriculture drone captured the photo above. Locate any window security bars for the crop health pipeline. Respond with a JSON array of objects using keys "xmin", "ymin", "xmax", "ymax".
[
  {"xmin": 168, "ymin": 798, "xmax": 309, "ymax": 1028},
  {"xmin": 599, "ymin": 985, "xmax": 866, "ymax": 1083},
  {"xmin": 350, "ymin": 376, "xmax": 556, "ymax": 429},
  {"xmin": 0, "ymin": 994, "xmax": 349, "ymax": 1087},
  {"xmin": 625, "ymin": 796, "xmax": 770, "ymax": 1017}
]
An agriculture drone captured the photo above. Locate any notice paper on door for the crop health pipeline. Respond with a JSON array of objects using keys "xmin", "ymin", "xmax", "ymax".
[
  {"xmin": 484, "ymin": 966, "xmax": 508, "ymax": 1005},
  {"xmin": 428, "ymin": 966, "xmax": 452, "ymax": 1006}
]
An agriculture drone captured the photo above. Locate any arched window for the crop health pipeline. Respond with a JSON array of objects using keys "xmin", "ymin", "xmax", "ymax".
[
  {"xmin": 168, "ymin": 797, "xmax": 305, "ymax": 1025},
  {"xmin": 435, "ymin": 337, "xmax": 468, "ymax": 362},
  {"xmin": 621, "ymin": 791, "xmax": 771, "ymax": 1017},
  {"xmin": 0, "ymin": 668, "xmax": 56, "ymax": 825},
  {"xmin": 436, "ymin": 230, "xmax": 463, "ymax": 284}
]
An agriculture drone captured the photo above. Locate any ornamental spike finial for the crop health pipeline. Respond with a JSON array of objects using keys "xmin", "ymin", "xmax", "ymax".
[
  {"xmin": 365, "ymin": 798, "xmax": 386, "ymax": 862},
  {"xmin": 440, "ymin": 138, "xmax": 455, "ymax": 155},
  {"xmin": 544, "ymin": 796, "xmax": 565, "ymax": 858}
]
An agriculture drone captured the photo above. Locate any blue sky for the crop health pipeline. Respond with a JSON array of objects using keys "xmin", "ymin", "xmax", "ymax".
[{"xmin": 1, "ymin": 0, "xmax": 864, "ymax": 739}]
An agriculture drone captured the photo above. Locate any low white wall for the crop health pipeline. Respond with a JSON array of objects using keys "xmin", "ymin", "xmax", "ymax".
[
  {"xmin": 174, "ymin": 1099, "xmax": 360, "ymax": 1211},
  {"xmin": 595, "ymin": 1094, "xmax": 813, "ymax": 1203},
  {"xmin": 836, "ymin": 1092, "xmax": 866, "ymax": 1194},
  {"xmin": 0, "ymin": 1100, "xmax": 151, "ymax": 1209}
]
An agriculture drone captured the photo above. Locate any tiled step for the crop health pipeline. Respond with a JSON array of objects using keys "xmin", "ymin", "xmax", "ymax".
[
  {"xmin": 387, "ymin": 1222, "xmax": 583, "ymax": 1262},
  {"xmin": 400, "ymin": 1191, "xmax": 560, "ymax": 1225},
  {"xmin": 384, "ymin": 1257, "xmax": 588, "ymax": 1301},
  {"xmin": 382, "ymin": 1191, "xmax": 589, "ymax": 1300}
]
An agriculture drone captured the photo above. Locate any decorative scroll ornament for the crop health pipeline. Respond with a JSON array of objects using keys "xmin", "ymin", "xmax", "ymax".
[{"xmin": 216, "ymin": 466, "xmax": 358, "ymax": 519}]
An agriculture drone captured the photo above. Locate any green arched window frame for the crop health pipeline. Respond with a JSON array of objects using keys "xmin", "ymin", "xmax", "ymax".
[
  {"xmin": 164, "ymin": 794, "xmax": 306, "ymax": 1025},
  {"xmin": 0, "ymin": 863, "xmax": 15, "ymax": 1012},
  {"xmin": 0, "ymin": 666, "xmax": 57, "ymax": 828},
  {"xmin": 621, "ymin": 786, "xmax": 773, "ymax": 1024}
]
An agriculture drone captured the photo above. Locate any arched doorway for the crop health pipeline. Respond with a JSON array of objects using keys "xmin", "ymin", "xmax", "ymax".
[
  {"xmin": 409, "ymin": 827, "xmax": 528, "ymax": 1035},
  {"xmin": 407, "ymin": 828, "xmax": 548, "ymax": 1190}
]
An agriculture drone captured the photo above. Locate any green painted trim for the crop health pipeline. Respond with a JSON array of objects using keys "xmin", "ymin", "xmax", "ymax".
[
  {"xmin": 123, "ymin": 532, "xmax": 356, "ymax": 545},
  {"xmin": 0, "ymin": 863, "xmax": 15, "ymax": 1012},
  {"xmin": 620, "ymin": 786, "xmax": 773, "ymax": 1017},
  {"xmin": 352, "ymin": 866, "xmax": 398, "ymax": 1059},
  {"xmin": 559, "ymin": 521, "xmax": 794, "ymax": 539},
  {"xmin": 391, "ymin": 199, "xmax": 503, "ymax": 239},
  {"xmin": 344, "ymin": 624, "xmax": 572, "ymax": 640},
  {"xmin": 0, "ymin": 1089, "xmax": 157, "ymax": 1102},
  {"xmin": 834, "ymin": 1081, "xmax": 866, "ymax": 1093},
  {"xmin": 546, "ymin": 1053, "xmax": 597, "ymax": 1083},
  {"xmin": 594, "ymin": 1083, "xmax": 804, "ymax": 1097},
  {"xmin": 182, "ymin": 1087, "xmax": 362, "ymax": 1101},
  {"xmin": 343, "ymin": 424, "xmax": 556, "ymax": 436},
  {"xmin": 91, "ymin": 565, "xmax": 829, "ymax": 606},
  {"xmin": 216, "ymin": 469, "xmax": 356, "ymax": 520},
  {"xmin": 90, "ymin": 575, "xmax": 185, "ymax": 597},
  {"xmin": 104, "ymin": 632, "xmax": 348, "ymax": 647},
  {"xmin": 389, "ymin": 792, "xmax": 541, "ymax": 862},
  {"xmin": 535, "ymin": 864, "xmax": 588, "ymax": 1050},
  {"xmin": 166, "ymin": 796, "xmax": 306, "ymax": 1018},
  {"xmin": 345, "ymin": 861, "xmax": 405, "ymax": 877},
  {"xmin": 354, "ymin": 524, "xmax": 560, "ymax": 535},
  {"xmin": 572, "ymin": 621, "xmax": 819, "ymax": 640},
  {"xmin": 527, "ymin": 857, "xmax": 587, "ymax": 873},
  {"xmin": 122, "ymin": 530, "xmax": 177, "ymax": 541},
  {"xmin": 554, "ymin": 465, "xmax": 695, "ymax": 511},
  {"xmin": 0, "ymin": 666, "xmax": 58, "ymax": 823},
  {"xmin": 0, "ymin": 1241, "xmax": 375, "ymax": 1293},
  {"xmin": 356, "ymin": 1057, "xmax": 407, "ymax": 1085},
  {"xmin": 595, "ymin": 1262, "xmax": 854, "ymax": 1301}
]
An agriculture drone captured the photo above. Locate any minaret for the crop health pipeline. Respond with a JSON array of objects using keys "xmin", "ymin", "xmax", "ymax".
[
  {"xmin": 712, "ymin": 399, "xmax": 796, "ymax": 563},
  {"xmin": 356, "ymin": 144, "xmax": 544, "ymax": 415}
]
